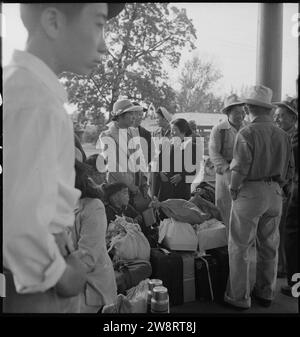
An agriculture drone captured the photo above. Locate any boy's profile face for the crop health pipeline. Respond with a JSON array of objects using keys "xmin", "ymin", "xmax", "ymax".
[
  {"xmin": 56, "ymin": 3, "xmax": 108, "ymax": 76},
  {"xmin": 112, "ymin": 188, "xmax": 129, "ymax": 207}
]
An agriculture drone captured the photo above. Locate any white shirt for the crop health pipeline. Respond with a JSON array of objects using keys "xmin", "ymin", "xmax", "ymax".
[{"xmin": 3, "ymin": 50, "xmax": 81, "ymax": 294}]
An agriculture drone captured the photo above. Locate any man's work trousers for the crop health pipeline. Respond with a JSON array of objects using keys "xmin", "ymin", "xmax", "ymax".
[
  {"xmin": 224, "ymin": 181, "xmax": 282, "ymax": 308},
  {"xmin": 278, "ymin": 195, "xmax": 291, "ymax": 275},
  {"xmin": 285, "ymin": 186, "xmax": 299, "ymax": 287}
]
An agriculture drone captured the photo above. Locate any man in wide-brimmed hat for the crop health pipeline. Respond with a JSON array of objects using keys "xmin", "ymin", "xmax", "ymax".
[
  {"xmin": 208, "ymin": 94, "xmax": 246, "ymax": 233},
  {"xmin": 224, "ymin": 85, "xmax": 295, "ymax": 310},
  {"xmin": 3, "ymin": 2, "xmax": 125, "ymax": 313},
  {"xmin": 98, "ymin": 99, "xmax": 148, "ymax": 207},
  {"xmin": 273, "ymin": 97, "xmax": 298, "ymax": 279},
  {"xmin": 274, "ymin": 98, "xmax": 298, "ymax": 138}
]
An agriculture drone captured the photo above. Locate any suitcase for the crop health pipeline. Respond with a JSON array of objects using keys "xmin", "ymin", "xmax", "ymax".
[
  {"xmin": 194, "ymin": 254, "xmax": 219, "ymax": 302},
  {"xmin": 207, "ymin": 246, "xmax": 229, "ymax": 302},
  {"xmin": 150, "ymin": 248, "xmax": 184, "ymax": 306}
]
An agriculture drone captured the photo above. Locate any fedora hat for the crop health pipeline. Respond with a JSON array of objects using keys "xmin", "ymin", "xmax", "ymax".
[
  {"xmin": 156, "ymin": 107, "xmax": 173, "ymax": 122},
  {"xmin": 222, "ymin": 94, "xmax": 244, "ymax": 114},
  {"xmin": 111, "ymin": 99, "xmax": 143, "ymax": 119},
  {"xmin": 241, "ymin": 85, "xmax": 276, "ymax": 109},
  {"xmin": 107, "ymin": 3, "xmax": 125, "ymax": 20},
  {"xmin": 273, "ymin": 97, "xmax": 298, "ymax": 117}
]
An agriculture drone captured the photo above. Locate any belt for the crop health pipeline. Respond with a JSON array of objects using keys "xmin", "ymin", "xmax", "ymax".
[{"xmin": 247, "ymin": 177, "xmax": 278, "ymax": 183}]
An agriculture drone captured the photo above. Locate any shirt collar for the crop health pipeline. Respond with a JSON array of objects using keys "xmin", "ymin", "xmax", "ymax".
[
  {"xmin": 219, "ymin": 119, "xmax": 248, "ymax": 132},
  {"xmin": 10, "ymin": 50, "xmax": 68, "ymax": 103},
  {"xmin": 285, "ymin": 125, "xmax": 297, "ymax": 138},
  {"xmin": 251, "ymin": 115, "xmax": 274, "ymax": 124}
]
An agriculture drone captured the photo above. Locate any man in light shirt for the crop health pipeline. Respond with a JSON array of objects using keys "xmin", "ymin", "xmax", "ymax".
[
  {"xmin": 208, "ymin": 94, "xmax": 246, "ymax": 234},
  {"xmin": 224, "ymin": 85, "xmax": 294, "ymax": 310},
  {"xmin": 3, "ymin": 3, "xmax": 125, "ymax": 313}
]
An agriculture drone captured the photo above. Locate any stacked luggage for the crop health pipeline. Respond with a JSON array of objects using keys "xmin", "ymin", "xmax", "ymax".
[{"xmin": 113, "ymin": 196, "xmax": 230, "ymax": 307}]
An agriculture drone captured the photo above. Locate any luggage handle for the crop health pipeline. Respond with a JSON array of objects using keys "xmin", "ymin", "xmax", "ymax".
[
  {"xmin": 158, "ymin": 247, "xmax": 171, "ymax": 255},
  {"xmin": 198, "ymin": 255, "xmax": 214, "ymax": 301}
]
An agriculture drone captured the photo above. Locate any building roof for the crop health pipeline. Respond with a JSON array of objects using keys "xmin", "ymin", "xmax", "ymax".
[{"xmin": 172, "ymin": 112, "xmax": 226, "ymax": 127}]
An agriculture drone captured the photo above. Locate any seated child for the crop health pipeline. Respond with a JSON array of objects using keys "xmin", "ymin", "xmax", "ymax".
[
  {"xmin": 103, "ymin": 183, "xmax": 143, "ymax": 227},
  {"xmin": 104, "ymin": 182, "xmax": 160, "ymax": 251}
]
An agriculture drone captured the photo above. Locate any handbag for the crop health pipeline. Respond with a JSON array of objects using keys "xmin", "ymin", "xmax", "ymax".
[{"xmin": 114, "ymin": 260, "xmax": 152, "ymax": 294}]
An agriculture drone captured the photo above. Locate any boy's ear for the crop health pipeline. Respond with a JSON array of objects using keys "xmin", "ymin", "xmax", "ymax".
[{"xmin": 40, "ymin": 7, "xmax": 66, "ymax": 39}]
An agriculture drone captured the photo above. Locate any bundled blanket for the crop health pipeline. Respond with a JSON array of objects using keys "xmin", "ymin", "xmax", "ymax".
[
  {"xmin": 106, "ymin": 216, "xmax": 150, "ymax": 262},
  {"xmin": 157, "ymin": 199, "xmax": 211, "ymax": 225}
]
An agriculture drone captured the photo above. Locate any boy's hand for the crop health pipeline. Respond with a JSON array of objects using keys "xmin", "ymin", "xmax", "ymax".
[
  {"xmin": 170, "ymin": 174, "xmax": 182, "ymax": 186},
  {"xmin": 160, "ymin": 172, "xmax": 169, "ymax": 182},
  {"xmin": 134, "ymin": 215, "xmax": 143, "ymax": 224}
]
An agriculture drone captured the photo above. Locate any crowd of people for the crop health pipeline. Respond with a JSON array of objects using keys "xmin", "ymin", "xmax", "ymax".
[{"xmin": 3, "ymin": 3, "xmax": 298, "ymax": 313}]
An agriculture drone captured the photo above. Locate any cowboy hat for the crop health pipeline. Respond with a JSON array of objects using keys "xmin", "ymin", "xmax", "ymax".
[
  {"xmin": 240, "ymin": 85, "xmax": 276, "ymax": 109},
  {"xmin": 222, "ymin": 94, "xmax": 244, "ymax": 114},
  {"xmin": 273, "ymin": 97, "xmax": 298, "ymax": 117},
  {"xmin": 111, "ymin": 99, "xmax": 143, "ymax": 119},
  {"xmin": 107, "ymin": 3, "xmax": 125, "ymax": 20},
  {"xmin": 156, "ymin": 107, "xmax": 173, "ymax": 122}
]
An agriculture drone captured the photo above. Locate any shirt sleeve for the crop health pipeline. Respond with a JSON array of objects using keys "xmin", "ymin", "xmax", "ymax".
[
  {"xmin": 230, "ymin": 131, "xmax": 253, "ymax": 176},
  {"xmin": 3, "ymin": 81, "xmax": 69, "ymax": 293},
  {"xmin": 208, "ymin": 126, "xmax": 230, "ymax": 171}
]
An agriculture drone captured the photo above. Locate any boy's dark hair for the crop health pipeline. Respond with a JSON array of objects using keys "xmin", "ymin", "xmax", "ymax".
[
  {"xmin": 20, "ymin": 4, "xmax": 87, "ymax": 33},
  {"xmin": 103, "ymin": 182, "xmax": 128, "ymax": 201},
  {"xmin": 75, "ymin": 160, "xmax": 89, "ymax": 199}
]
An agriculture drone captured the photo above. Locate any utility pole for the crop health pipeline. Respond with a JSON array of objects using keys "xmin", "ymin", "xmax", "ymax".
[{"xmin": 256, "ymin": 3, "xmax": 283, "ymax": 101}]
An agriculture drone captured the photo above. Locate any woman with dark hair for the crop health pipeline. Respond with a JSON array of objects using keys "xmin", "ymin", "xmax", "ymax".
[
  {"xmin": 151, "ymin": 107, "xmax": 173, "ymax": 198},
  {"xmin": 69, "ymin": 162, "xmax": 117, "ymax": 313},
  {"xmin": 156, "ymin": 118, "xmax": 197, "ymax": 201}
]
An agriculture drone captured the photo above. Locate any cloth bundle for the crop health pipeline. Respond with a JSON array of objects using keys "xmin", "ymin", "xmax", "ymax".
[
  {"xmin": 189, "ymin": 193, "xmax": 222, "ymax": 221},
  {"xmin": 159, "ymin": 218, "xmax": 198, "ymax": 252},
  {"xmin": 106, "ymin": 216, "xmax": 151, "ymax": 262},
  {"xmin": 102, "ymin": 279, "xmax": 149, "ymax": 313},
  {"xmin": 158, "ymin": 199, "xmax": 211, "ymax": 225}
]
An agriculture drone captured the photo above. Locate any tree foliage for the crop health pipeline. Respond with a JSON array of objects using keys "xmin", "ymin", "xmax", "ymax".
[
  {"xmin": 60, "ymin": 2, "xmax": 197, "ymax": 132},
  {"xmin": 176, "ymin": 56, "xmax": 223, "ymax": 113}
]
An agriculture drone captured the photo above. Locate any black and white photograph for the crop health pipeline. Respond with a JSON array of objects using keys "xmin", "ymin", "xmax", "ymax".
[{"xmin": 0, "ymin": 1, "xmax": 299, "ymax": 323}]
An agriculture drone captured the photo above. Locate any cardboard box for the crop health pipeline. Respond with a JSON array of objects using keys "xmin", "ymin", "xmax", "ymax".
[{"xmin": 196, "ymin": 220, "xmax": 227, "ymax": 253}]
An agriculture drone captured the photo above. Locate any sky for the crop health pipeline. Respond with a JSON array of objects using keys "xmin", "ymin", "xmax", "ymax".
[{"xmin": 1, "ymin": 3, "xmax": 298, "ymax": 99}]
